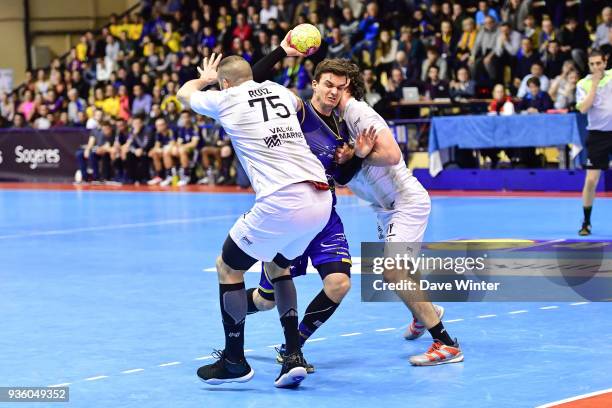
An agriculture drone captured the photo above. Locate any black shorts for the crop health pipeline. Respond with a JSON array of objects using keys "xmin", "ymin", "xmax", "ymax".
[{"xmin": 585, "ymin": 130, "xmax": 612, "ymax": 170}]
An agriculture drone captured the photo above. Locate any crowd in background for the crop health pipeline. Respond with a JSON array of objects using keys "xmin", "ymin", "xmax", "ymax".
[{"xmin": 0, "ymin": 0, "xmax": 610, "ymax": 182}]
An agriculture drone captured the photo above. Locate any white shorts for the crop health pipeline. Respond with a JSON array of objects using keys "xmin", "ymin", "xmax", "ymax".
[
  {"xmin": 376, "ymin": 177, "xmax": 431, "ymax": 243},
  {"xmin": 229, "ymin": 182, "xmax": 333, "ymax": 262}
]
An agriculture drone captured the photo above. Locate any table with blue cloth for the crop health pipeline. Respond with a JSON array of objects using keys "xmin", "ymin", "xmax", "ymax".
[{"xmin": 428, "ymin": 113, "xmax": 587, "ymax": 176}]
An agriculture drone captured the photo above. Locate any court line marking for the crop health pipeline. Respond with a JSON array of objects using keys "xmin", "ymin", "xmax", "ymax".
[
  {"xmin": 84, "ymin": 375, "xmax": 108, "ymax": 381},
  {"xmin": 535, "ymin": 387, "xmax": 612, "ymax": 408},
  {"xmin": 158, "ymin": 362, "xmax": 181, "ymax": 367},
  {"xmin": 121, "ymin": 368, "xmax": 144, "ymax": 374},
  {"xmin": 53, "ymin": 302, "xmax": 592, "ymax": 387},
  {"xmin": 305, "ymin": 337, "xmax": 327, "ymax": 343},
  {"xmin": 540, "ymin": 306, "xmax": 559, "ymax": 310}
]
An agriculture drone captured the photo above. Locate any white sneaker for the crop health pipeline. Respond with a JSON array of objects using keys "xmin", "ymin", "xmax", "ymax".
[
  {"xmin": 147, "ymin": 176, "xmax": 162, "ymax": 185},
  {"xmin": 160, "ymin": 176, "xmax": 173, "ymax": 187},
  {"xmin": 404, "ymin": 304, "xmax": 445, "ymax": 340},
  {"xmin": 178, "ymin": 177, "xmax": 189, "ymax": 187}
]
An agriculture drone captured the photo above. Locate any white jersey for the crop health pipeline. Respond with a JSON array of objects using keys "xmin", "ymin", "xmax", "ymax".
[
  {"xmin": 342, "ymin": 97, "xmax": 415, "ymax": 210},
  {"xmin": 190, "ymin": 80, "xmax": 327, "ymax": 199}
]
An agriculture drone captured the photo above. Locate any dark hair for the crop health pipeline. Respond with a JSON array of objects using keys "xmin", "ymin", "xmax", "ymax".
[
  {"xmin": 313, "ymin": 59, "xmax": 348, "ymax": 81},
  {"xmin": 589, "ymin": 49, "xmax": 606, "ymax": 59},
  {"xmin": 345, "ymin": 62, "xmax": 365, "ymax": 101},
  {"xmin": 527, "ymin": 77, "xmax": 540, "ymax": 87}
]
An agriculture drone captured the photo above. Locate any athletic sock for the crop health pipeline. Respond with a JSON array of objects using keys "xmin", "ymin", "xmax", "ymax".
[
  {"xmin": 583, "ymin": 206, "xmax": 592, "ymax": 224},
  {"xmin": 271, "ymin": 275, "xmax": 300, "ymax": 355},
  {"xmin": 428, "ymin": 321, "xmax": 455, "ymax": 346},
  {"xmin": 298, "ymin": 290, "xmax": 339, "ymax": 347},
  {"xmin": 246, "ymin": 287, "xmax": 259, "ymax": 314},
  {"xmin": 219, "ymin": 282, "xmax": 247, "ymax": 361}
]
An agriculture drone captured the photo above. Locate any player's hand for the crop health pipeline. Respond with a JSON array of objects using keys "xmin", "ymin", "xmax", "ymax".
[
  {"xmin": 335, "ymin": 143, "xmax": 355, "ymax": 164},
  {"xmin": 197, "ymin": 53, "xmax": 223, "ymax": 86},
  {"xmin": 591, "ymin": 69, "xmax": 604, "ymax": 84},
  {"xmin": 354, "ymin": 126, "xmax": 378, "ymax": 158},
  {"xmin": 135, "ymin": 148, "xmax": 143, "ymax": 157},
  {"xmin": 281, "ymin": 30, "xmax": 308, "ymax": 58}
]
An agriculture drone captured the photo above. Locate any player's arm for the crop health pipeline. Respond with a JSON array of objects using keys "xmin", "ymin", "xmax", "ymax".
[
  {"xmin": 177, "ymin": 53, "xmax": 222, "ymax": 110},
  {"xmin": 576, "ymin": 71, "xmax": 603, "ymax": 114},
  {"xmin": 365, "ymin": 127, "xmax": 402, "ymax": 166},
  {"xmin": 334, "ymin": 126, "xmax": 378, "ymax": 185}
]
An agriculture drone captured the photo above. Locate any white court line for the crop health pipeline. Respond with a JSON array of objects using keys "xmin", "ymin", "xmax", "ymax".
[
  {"xmin": 509, "ymin": 310, "xmax": 528, "ymax": 314},
  {"xmin": 445, "ymin": 319, "xmax": 464, "ymax": 323},
  {"xmin": 194, "ymin": 356, "xmax": 213, "ymax": 361},
  {"xmin": 158, "ymin": 362, "xmax": 181, "ymax": 367},
  {"xmin": 48, "ymin": 383, "xmax": 71, "ymax": 387},
  {"xmin": 340, "ymin": 332, "xmax": 362, "ymax": 337},
  {"xmin": 121, "ymin": 368, "xmax": 144, "ymax": 374},
  {"xmin": 477, "ymin": 314, "xmax": 497, "ymax": 319},
  {"xmin": 244, "ymin": 349, "xmax": 255, "ymax": 352},
  {"xmin": 84, "ymin": 375, "xmax": 108, "ymax": 381},
  {"xmin": 375, "ymin": 328, "xmax": 396, "ymax": 332},
  {"xmin": 305, "ymin": 337, "xmax": 327, "ymax": 343},
  {"xmin": 570, "ymin": 302, "xmax": 589, "ymax": 306},
  {"xmin": 535, "ymin": 387, "xmax": 612, "ymax": 408},
  {"xmin": 267, "ymin": 344, "xmax": 281, "ymax": 348},
  {"xmin": 0, "ymin": 214, "xmax": 240, "ymax": 240},
  {"xmin": 540, "ymin": 306, "xmax": 559, "ymax": 310}
]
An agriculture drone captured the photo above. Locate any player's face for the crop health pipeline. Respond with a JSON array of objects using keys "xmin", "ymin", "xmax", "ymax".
[{"xmin": 313, "ymin": 73, "xmax": 349, "ymax": 111}]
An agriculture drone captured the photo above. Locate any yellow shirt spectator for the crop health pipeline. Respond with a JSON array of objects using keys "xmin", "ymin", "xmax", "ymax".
[
  {"xmin": 129, "ymin": 23, "xmax": 143, "ymax": 41},
  {"xmin": 102, "ymin": 96, "xmax": 120, "ymax": 118},
  {"xmin": 161, "ymin": 95, "xmax": 182, "ymax": 112},
  {"xmin": 163, "ymin": 31, "xmax": 181, "ymax": 53},
  {"xmin": 76, "ymin": 43, "xmax": 87, "ymax": 62}
]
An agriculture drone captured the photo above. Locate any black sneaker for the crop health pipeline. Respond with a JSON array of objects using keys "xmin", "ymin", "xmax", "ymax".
[
  {"xmin": 197, "ymin": 350, "xmax": 254, "ymax": 385},
  {"xmin": 274, "ymin": 350, "xmax": 308, "ymax": 388},
  {"xmin": 275, "ymin": 345, "xmax": 315, "ymax": 373},
  {"xmin": 578, "ymin": 222, "xmax": 591, "ymax": 236}
]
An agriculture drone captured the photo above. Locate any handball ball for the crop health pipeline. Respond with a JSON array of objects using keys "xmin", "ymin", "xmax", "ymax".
[{"xmin": 288, "ymin": 24, "xmax": 322, "ymax": 56}]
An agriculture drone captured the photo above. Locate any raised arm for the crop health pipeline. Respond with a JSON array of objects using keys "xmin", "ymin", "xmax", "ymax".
[
  {"xmin": 177, "ymin": 53, "xmax": 222, "ymax": 110},
  {"xmin": 252, "ymin": 30, "xmax": 307, "ymax": 82}
]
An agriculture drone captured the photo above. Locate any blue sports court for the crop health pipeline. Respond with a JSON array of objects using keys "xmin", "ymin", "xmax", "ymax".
[{"xmin": 1, "ymin": 187, "xmax": 610, "ymax": 407}]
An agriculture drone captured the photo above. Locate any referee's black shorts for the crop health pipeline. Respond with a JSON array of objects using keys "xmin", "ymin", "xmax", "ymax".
[{"xmin": 585, "ymin": 130, "xmax": 612, "ymax": 170}]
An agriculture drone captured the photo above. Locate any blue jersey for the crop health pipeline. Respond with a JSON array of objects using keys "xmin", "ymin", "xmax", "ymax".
[{"xmin": 299, "ymin": 101, "xmax": 349, "ymax": 202}]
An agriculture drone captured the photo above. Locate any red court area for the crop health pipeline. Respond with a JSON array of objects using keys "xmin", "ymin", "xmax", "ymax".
[
  {"xmin": 2, "ymin": 182, "xmax": 612, "ymax": 198},
  {"xmin": 539, "ymin": 390, "xmax": 612, "ymax": 408}
]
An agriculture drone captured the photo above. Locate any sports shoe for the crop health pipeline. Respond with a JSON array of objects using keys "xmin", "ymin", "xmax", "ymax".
[
  {"xmin": 197, "ymin": 176, "xmax": 209, "ymax": 185},
  {"xmin": 404, "ymin": 304, "xmax": 445, "ymax": 340},
  {"xmin": 178, "ymin": 177, "xmax": 189, "ymax": 187},
  {"xmin": 197, "ymin": 350, "xmax": 254, "ymax": 385},
  {"xmin": 147, "ymin": 176, "xmax": 162, "ymax": 185},
  {"xmin": 275, "ymin": 345, "xmax": 315, "ymax": 373},
  {"xmin": 578, "ymin": 222, "xmax": 591, "ymax": 236},
  {"xmin": 409, "ymin": 339, "xmax": 464, "ymax": 366},
  {"xmin": 160, "ymin": 176, "xmax": 173, "ymax": 187},
  {"xmin": 274, "ymin": 350, "xmax": 308, "ymax": 388}
]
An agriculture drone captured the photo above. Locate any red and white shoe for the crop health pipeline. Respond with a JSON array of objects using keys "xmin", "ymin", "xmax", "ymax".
[
  {"xmin": 147, "ymin": 176, "xmax": 162, "ymax": 185},
  {"xmin": 404, "ymin": 304, "xmax": 445, "ymax": 340},
  {"xmin": 409, "ymin": 339, "xmax": 464, "ymax": 366}
]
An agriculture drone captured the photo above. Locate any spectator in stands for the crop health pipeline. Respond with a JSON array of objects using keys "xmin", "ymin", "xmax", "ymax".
[
  {"xmin": 455, "ymin": 17, "xmax": 477, "ymax": 68},
  {"xmin": 518, "ymin": 77, "xmax": 553, "ymax": 113},
  {"xmin": 125, "ymin": 115, "xmax": 153, "ymax": 184},
  {"xmin": 393, "ymin": 50, "xmax": 419, "ymax": 83},
  {"xmin": 470, "ymin": 15, "xmax": 498, "ymax": 82},
  {"xmin": 493, "ymin": 22, "xmax": 521, "ymax": 83},
  {"xmin": 488, "ymin": 83, "xmax": 515, "ymax": 115},
  {"xmin": 514, "ymin": 38, "xmax": 541, "ymax": 88},
  {"xmin": 553, "ymin": 69, "xmax": 579, "ymax": 110},
  {"xmin": 198, "ymin": 116, "xmax": 223, "ymax": 185},
  {"xmin": 398, "ymin": 26, "xmax": 425, "ymax": 68},
  {"xmin": 76, "ymin": 120, "xmax": 114, "ymax": 182},
  {"xmin": 131, "ymin": 84, "xmax": 152, "ymax": 117},
  {"xmin": 522, "ymin": 14, "xmax": 540, "ymax": 48},
  {"xmin": 501, "ymin": 0, "xmax": 531, "ymax": 32},
  {"xmin": 33, "ymin": 105, "xmax": 51, "ymax": 129},
  {"xmin": 176, "ymin": 110, "xmax": 200, "ymax": 186},
  {"xmin": 112, "ymin": 118, "xmax": 129, "ymax": 182},
  {"xmin": 362, "ymin": 67, "xmax": 386, "ymax": 109},
  {"xmin": 558, "ymin": 17, "xmax": 590, "ymax": 73},
  {"xmin": 148, "ymin": 117, "xmax": 175, "ymax": 186},
  {"xmin": 12, "ymin": 113, "xmax": 27, "ymax": 128},
  {"xmin": 374, "ymin": 29, "xmax": 398, "ymax": 77},
  {"xmin": 0, "ymin": 92, "xmax": 15, "ymax": 123},
  {"xmin": 35, "ymin": 69, "xmax": 50, "ymax": 95},
  {"xmin": 542, "ymin": 40, "xmax": 567, "ymax": 79},
  {"xmin": 352, "ymin": 2, "xmax": 380, "ymax": 59},
  {"xmin": 475, "ymin": 0, "xmax": 500, "ymax": 26},
  {"xmin": 66, "ymin": 88, "xmax": 86, "ymax": 124},
  {"xmin": 260, "ymin": 0, "xmax": 278, "ymax": 24},
  {"xmin": 434, "ymin": 20, "xmax": 456, "ymax": 60},
  {"xmin": 537, "ymin": 18, "xmax": 557, "ymax": 54},
  {"xmin": 548, "ymin": 60, "xmax": 577, "ymax": 100},
  {"xmin": 422, "ymin": 65, "xmax": 450, "ymax": 99},
  {"xmin": 600, "ymin": 27, "xmax": 612, "ymax": 69},
  {"xmin": 593, "ymin": 7, "xmax": 611, "ymax": 49},
  {"xmin": 449, "ymin": 66, "xmax": 476, "ymax": 100},
  {"xmin": 422, "ymin": 46, "xmax": 449, "ymax": 82},
  {"xmin": 327, "ymin": 27, "xmax": 351, "ymax": 59},
  {"xmin": 517, "ymin": 61, "xmax": 549, "ymax": 98},
  {"xmin": 385, "ymin": 67, "xmax": 411, "ymax": 102}
]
